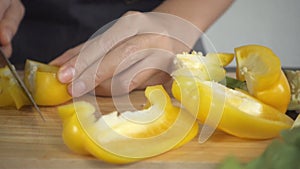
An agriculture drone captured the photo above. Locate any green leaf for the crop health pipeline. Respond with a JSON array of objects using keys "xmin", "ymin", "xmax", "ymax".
[
  {"xmin": 218, "ymin": 127, "xmax": 300, "ymax": 169},
  {"xmin": 218, "ymin": 157, "xmax": 245, "ymax": 169}
]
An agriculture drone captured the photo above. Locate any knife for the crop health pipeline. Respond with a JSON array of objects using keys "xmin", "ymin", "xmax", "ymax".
[{"xmin": 0, "ymin": 49, "xmax": 45, "ymax": 121}]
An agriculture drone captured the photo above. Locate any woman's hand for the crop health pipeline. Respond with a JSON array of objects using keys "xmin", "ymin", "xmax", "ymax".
[
  {"xmin": 50, "ymin": 11, "xmax": 201, "ymax": 97},
  {"xmin": 0, "ymin": 0, "xmax": 25, "ymax": 57}
]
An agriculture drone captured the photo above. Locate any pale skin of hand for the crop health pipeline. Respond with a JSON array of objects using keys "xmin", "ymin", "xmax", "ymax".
[
  {"xmin": 0, "ymin": 0, "xmax": 25, "ymax": 57},
  {"xmin": 50, "ymin": 0, "xmax": 234, "ymax": 97}
]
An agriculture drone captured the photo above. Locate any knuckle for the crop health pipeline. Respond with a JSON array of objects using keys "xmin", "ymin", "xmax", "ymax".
[
  {"xmin": 123, "ymin": 42, "xmax": 139, "ymax": 57},
  {"xmin": 124, "ymin": 10, "xmax": 142, "ymax": 17},
  {"xmin": 122, "ymin": 11, "xmax": 147, "ymax": 24},
  {"xmin": 117, "ymin": 42, "xmax": 141, "ymax": 64}
]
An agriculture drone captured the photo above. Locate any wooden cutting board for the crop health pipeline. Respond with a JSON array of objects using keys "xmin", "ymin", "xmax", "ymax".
[{"xmin": 0, "ymin": 90, "xmax": 273, "ymax": 169}]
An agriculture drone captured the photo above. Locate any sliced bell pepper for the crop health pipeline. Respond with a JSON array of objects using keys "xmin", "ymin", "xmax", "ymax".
[
  {"xmin": 0, "ymin": 60, "xmax": 72, "ymax": 108},
  {"xmin": 0, "ymin": 66, "xmax": 30, "ymax": 109},
  {"xmin": 24, "ymin": 59, "xmax": 72, "ymax": 106},
  {"xmin": 172, "ymin": 51, "xmax": 228, "ymax": 82},
  {"xmin": 58, "ymin": 85, "xmax": 199, "ymax": 164},
  {"xmin": 205, "ymin": 53, "xmax": 234, "ymax": 67},
  {"xmin": 235, "ymin": 45, "xmax": 291, "ymax": 113},
  {"xmin": 172, "ymin": 76, "xmax": 293, "ymax": 139}
]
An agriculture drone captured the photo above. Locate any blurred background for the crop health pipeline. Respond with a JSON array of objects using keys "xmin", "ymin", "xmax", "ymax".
[{"xmin": 196, "ymin": 0, "xmax": 300, "ymax": 68}]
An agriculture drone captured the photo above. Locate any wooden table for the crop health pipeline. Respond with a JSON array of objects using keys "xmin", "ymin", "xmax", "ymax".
[{"xmin": 0, "ymin": 90, "xmax": 272, "ymax": 169}]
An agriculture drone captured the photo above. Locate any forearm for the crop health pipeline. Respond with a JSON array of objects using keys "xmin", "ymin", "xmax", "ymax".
[{"xmin": 153, "ymin": 0, "xmax": 234, "ymax": 32}]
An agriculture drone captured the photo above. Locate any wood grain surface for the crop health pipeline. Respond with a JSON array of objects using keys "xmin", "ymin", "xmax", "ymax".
[{"xmin": 0, "ymin": 90, "xmax": 273, "ymax": 169}]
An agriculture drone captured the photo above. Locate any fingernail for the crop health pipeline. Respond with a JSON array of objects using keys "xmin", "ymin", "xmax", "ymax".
[
  {"xmin": 71, "ymin": 81, "xmax": 86, "ymax": 97},
  {"xmin": 58, "ymin": 67, "xmax": 75, "ymax": 83}
]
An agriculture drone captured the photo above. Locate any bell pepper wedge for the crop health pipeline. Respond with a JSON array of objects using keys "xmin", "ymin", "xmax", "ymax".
[
  {"xmin": 58, "ymin": 85, "xmax": 199, "ymax": 164},
  {"xmin": 172, "ymin": 51, "xmax": 227, "ymax": 82},
  {"xmin": 205, "ymin": 53, "xmax": 234, "ymax": 67},
  {"xmin": 0, "ymin": 60, "xmax": 71, "ymax": 108},
  {"xmin": 172, "ymin": 76, "xmax": 293, "ymax": 139},
  {"xmin": 235, "ymin": 45, "xmax": 291, "ymax": 113},
  {"xmin": 24, "ymin": 59, "xmax": 72, "ymax": 106},
  {"xmin": 0, "ymin": 66, "xmax": 30, "ymax": 109}
]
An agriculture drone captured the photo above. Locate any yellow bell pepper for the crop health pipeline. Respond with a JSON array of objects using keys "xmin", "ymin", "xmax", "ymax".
[
  {"xmin": 205, "ymin": 53, "xmax": 234, "ymax": 67},
  {"xmin": 172, "ymin": 76, "xmax": 293, "ymax": 139},
  {"xmin": 0, "ymin": 66, "xmax": 30, "ymax": 109},
  {"xmin": 235, "ymin": 45, "xmax": 291, "ymax": 113},
  {"xmin": 24, "ymin": 59, "xmax": 72, "ymax": 106},
  {"xmin": 0, "ymin": 59, "xmax": 71, "ymax": 108},
  {"xmin": 58, "ymin": 85, "xmax": 199, "ymax": 164},
  {"xmin": 172, "ymin": 51, "xmax": 229, "ymax": 82}
]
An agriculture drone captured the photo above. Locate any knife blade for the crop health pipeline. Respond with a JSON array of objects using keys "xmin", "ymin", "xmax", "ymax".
[{"xmin": 0, "ymin": 49, "xmax": 45, "ymax": 121}]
